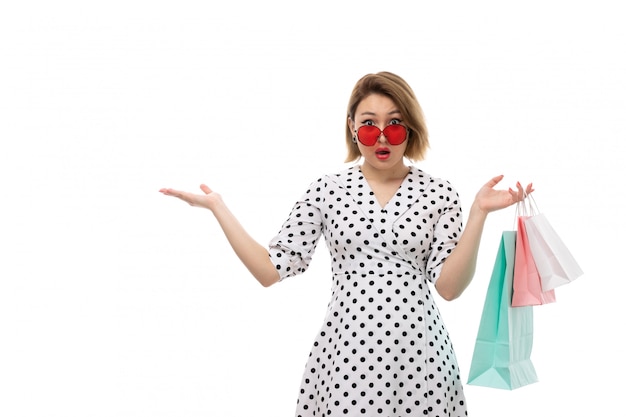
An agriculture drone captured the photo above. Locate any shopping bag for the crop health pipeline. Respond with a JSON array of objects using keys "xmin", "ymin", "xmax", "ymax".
[
  {"xmin": 467, "ymin": 231, "xmax": 538, "ymax": 390},
  {"xmin": 523, "ymin": 198, "xmax": 583, "ymax": 291},
  {"xmin": 511, "ymin": 216, "xmax": 556, "ymax": 307}
]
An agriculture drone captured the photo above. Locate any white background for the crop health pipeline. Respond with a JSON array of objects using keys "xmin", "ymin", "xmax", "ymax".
[{"xmin": 1, "ymin": 1, "xmax": 623, "ymax": 416}]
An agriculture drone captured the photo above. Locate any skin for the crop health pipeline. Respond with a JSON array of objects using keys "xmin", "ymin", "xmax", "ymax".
[
  {"xmin": 160, "ymin": 93, "xmax": 533, "ymax": 298},
  {"xmin": 348, "ymin": 94, "xmax": 411, "ymax": 207},
  {"xmin": 160, "ymin": 183, "xmax": 282, "ymax": 287}
]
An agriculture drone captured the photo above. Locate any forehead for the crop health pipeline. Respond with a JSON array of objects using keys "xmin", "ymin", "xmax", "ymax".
[{"xmin": 355, "ymin": 94, "xmax": 400, "ymax": 116}]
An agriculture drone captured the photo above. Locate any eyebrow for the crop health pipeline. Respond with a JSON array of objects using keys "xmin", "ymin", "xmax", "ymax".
[{"xmin": 358, "ymin": 110, "xmax": 402, "ymax": 117}]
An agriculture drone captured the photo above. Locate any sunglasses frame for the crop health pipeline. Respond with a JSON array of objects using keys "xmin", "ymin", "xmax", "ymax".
[{"xmin": 355, "ymin": 124, "xmax": 408, "ymax": 146}]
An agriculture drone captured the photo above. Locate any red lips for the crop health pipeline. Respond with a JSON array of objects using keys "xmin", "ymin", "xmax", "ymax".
[{"xmin": 375, "ymin": 147, "xmax": 391, "ymax": 159}]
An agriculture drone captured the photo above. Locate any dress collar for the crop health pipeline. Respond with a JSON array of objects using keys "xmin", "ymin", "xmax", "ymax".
[{"xmin": 334, "ymin": 165, "xmax": 433, "ymax": 219}]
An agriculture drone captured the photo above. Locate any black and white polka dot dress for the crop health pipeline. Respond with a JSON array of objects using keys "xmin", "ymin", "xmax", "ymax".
[{"xmin": 269, "ymin": 166, "xmax": 468, "ymax": 417}]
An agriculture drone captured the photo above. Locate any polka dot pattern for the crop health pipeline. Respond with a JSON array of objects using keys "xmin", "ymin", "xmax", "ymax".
[{"xmin": 269, "ymin": 166, "xmax": 467, "ymax": 416}]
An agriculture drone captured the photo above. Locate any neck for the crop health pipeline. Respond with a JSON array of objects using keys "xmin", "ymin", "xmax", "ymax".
[{"xmin": 360, "ymin": 162, "xmax": 410, "ymax": 183}]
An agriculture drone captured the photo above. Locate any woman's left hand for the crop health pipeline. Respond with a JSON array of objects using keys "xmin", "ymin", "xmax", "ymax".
[{"xmin": 474, "ymin": 175, "xmax": 534, "ymax": 214}]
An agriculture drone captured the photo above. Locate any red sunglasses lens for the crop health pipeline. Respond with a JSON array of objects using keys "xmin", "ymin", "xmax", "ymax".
[
  {"xmin": 357, "ymin": 125, "xmax": 407, "ymax": 146},
  {"xmin": 357, "ymin": 126, "xmax": 381, "ymax": 146},
  {"xmin": 383, "ymin": 125, "xmax": 407, "ymax": 145}
]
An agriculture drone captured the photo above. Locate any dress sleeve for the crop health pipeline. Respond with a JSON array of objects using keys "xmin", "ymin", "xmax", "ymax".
[
  {"xmin": 268, "ymin": 177, "xmax": 326, "ymax": 281},
  {"xmin": 426, "ymin": 181, "xmax": 464, "ymax": 284}
]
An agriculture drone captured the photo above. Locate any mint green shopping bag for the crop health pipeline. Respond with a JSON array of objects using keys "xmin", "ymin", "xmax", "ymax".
[{"xmin": 467, "ymin": 231, "xmax": 538, "ymax": 390}]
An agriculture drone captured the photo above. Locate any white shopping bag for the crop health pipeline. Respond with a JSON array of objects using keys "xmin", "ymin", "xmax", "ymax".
[{"xmin": 523, "ymin": 212, "xmax": 583, "ymax": 291}]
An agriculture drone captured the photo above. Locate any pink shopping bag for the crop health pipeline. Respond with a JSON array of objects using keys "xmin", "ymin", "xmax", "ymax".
[{"xmin": 511, "ymin": 215, "xmax": 556, "ymax": 307}]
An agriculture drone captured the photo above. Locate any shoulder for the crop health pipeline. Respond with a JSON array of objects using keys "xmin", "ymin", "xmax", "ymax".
[
  {"xmin": 298, "ymin": 167, "xmax": 349, "ymax": 202},
  {"xmin": 306, "ymin": 165, "xmax": 359, "ymax": 189},
  {"xmin": 411, "ymin": 167, "xmax": 460, "ymax": 202}
]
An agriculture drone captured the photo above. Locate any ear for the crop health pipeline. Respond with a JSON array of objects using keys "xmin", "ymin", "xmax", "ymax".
[{"xmin": 347, "ymin": 116, "xmax": 355, "ymax": 134}]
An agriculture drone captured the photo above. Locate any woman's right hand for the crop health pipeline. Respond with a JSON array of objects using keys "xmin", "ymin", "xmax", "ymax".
[
  {"xmin": 159, "ymin": 184, "xmax": 221, "ymax": 211},
  {"xmin": 160, "ymin": 183, "xmax": 280, "ymax": 287}
]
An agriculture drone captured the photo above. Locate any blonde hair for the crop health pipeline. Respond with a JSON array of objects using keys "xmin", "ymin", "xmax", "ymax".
[{"xmin": 345, "ymin": 72, "xmax": 429, "ymax": 162}]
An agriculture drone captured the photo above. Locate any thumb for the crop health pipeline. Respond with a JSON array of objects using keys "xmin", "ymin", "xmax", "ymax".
[
  {"xmin": 199, "ymin": 184, "xmax": 212, "ymax": 194},
  {"xmin": 485, "ymin": 174, "xmax": 504, "ymax": 189}
]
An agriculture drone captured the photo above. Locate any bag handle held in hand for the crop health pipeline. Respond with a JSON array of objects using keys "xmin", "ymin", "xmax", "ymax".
[{"xmin": 513, "ymin": 190, "xmax": 539, "ymax": 229}]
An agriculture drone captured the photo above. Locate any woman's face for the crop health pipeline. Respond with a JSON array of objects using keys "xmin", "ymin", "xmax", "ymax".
[{"xmin": 348, "ymin": 94, "xmax": 408, "ymax": 171}]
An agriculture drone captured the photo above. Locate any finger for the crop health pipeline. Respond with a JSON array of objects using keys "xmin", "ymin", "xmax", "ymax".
[
  {"xmin": 525, "ymin": 183, "xmax": 534, "ymax": 194},
  {"xmin": 508, "ymin": 187, "xmax": 519, "ymax": 202},
  {"xmin": 159, "ymin": 188, "xmax": 177, "ymax": 196},
  {"xmin": 160, "ymin": 188, "xmax": 189, "ymax": 202},
  {"xmin": 200, "ymin": 184, "xmax": 212, "ymax": 194},
  {"xmin": 485, "ymin": 174, "xmax": 504, "ymax": 188},
  {"xmin": 516, "ymin": 181, "xmax": 525, "ymax": 201}
]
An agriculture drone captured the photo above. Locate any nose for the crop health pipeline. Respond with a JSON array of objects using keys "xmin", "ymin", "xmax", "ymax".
[{"xmin": 377, "ymin": 131, "xmax": 388, "ymax": 144}]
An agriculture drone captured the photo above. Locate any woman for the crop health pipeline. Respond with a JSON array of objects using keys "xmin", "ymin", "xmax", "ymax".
[{"xmin": 160, "ymin": 71, "xmax": 532, "ymax": 416}]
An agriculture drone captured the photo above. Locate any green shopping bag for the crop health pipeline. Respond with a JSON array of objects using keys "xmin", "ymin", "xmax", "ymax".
[{"xmin": 467, "ymin": 231, "xmax": 538, "ymax": 390}]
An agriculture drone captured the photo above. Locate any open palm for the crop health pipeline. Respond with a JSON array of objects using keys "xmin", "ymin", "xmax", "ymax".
[
  {"xmin": 159, "ymin": 184, "xmax": 221, "ymax": 211},
  {"xmin": 475, "ymin": 175, "xmax": 533, "ymax": 213}
]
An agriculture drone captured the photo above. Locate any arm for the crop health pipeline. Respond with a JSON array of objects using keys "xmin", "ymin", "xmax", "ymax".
[
  {"xmin": 159, "ymin": 184, "xmax": 280, "ymax": 287},
  {"xmin": 434, "ymin": 175, "xmax": 532, "ymax": 301}
]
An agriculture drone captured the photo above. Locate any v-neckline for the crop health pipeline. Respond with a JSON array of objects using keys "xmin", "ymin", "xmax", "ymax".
[{"xmin": 359, "ymin": 166, "xmax": 413, "ymax": 210}]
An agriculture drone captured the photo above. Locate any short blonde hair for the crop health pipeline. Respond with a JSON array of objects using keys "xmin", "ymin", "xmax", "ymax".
[{"xmin": 345, "ymin": 72, "xmax": 429, "ymax": 162}]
